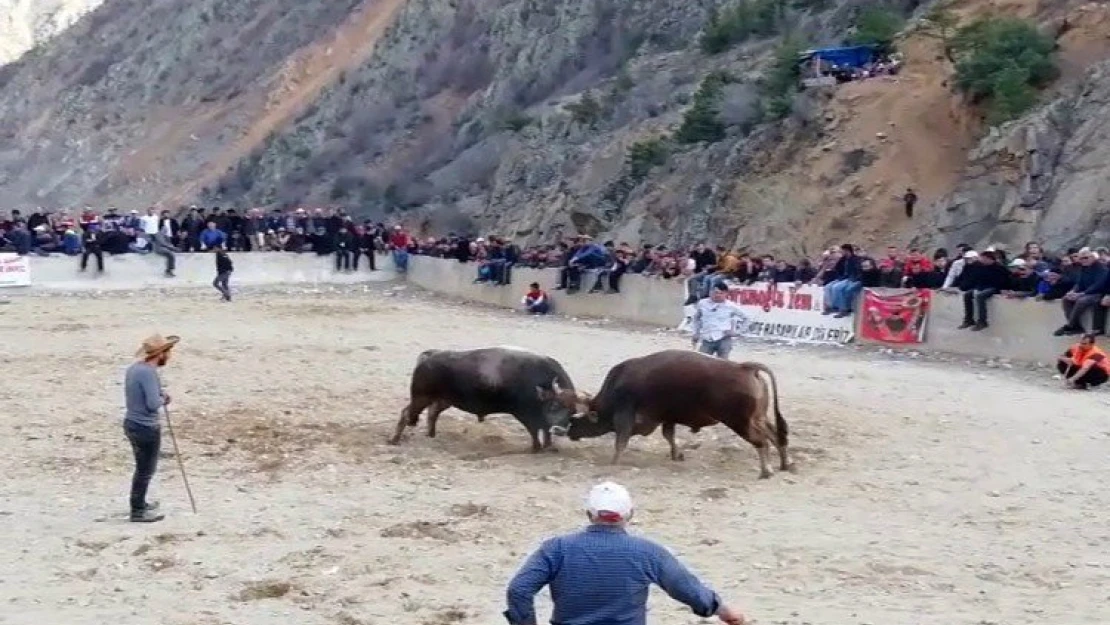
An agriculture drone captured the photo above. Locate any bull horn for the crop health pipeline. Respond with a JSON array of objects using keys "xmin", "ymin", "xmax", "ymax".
[{"xmin": 550, "ymin": 425, "xmax": 568, "ymax": 437}]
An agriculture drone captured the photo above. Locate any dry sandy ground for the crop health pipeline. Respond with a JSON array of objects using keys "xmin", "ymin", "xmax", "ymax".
[{"xmin": 1, "ymin": 285, "xmax": 1108, "ymax": 625}]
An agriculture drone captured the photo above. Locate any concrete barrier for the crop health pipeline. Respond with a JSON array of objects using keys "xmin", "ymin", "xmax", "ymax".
[
  {"xmin": 9, "ymin": 252, "xmax": 397, "ymax": 291},
  {"xmin": 4, "ymin": 251, "xmax": 1084, "ymax": 364},
  {"xmin": 407, "ymin": 256, "xmax": 1082, "ymax": 364},
  {"xmin": 407, "ymin": 256, "xmax": 684, "ymax": 327},
  {"xmin": 873, "ymin": 290, "xmax": 1078, "ymax": 363}
]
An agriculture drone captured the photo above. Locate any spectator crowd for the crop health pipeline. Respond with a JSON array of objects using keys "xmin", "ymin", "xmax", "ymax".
[{"xmin": 4, "ymin": 206, "xmax": 1110, "ymax": 336}]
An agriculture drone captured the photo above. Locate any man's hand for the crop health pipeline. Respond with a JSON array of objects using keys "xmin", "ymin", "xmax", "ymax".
[
  {"xmin": 717, "ymin": 604, "xmax": 746, "ymax": 625},
  {"xmin": 162, "ymin": 393, "xmax": 172, "ymax": 406},
  {"xmin": 1064, "ymin": 292, "xmax": 1079, "ymax": 301},
  {"xmin": 1101, "ymin": 295, "xmax": 1110, "ymax": 307}
]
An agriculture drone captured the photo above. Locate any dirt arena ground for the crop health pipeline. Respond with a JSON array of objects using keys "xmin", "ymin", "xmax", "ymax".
[{"xmin": 1, "ymin": 285, "xmax": 1107, "ymax": 625}]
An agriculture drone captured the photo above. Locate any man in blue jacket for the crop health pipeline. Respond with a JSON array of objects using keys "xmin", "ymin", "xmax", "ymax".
[
  {"xmin": 1054, "ymin": 248, "xmax": 1109, "ymax": 336},
  {"xmin": 822, "ymin": 243, "xmax": 863, "ymax": 318},
  {"xmin": 504, "ymin": 481, "xmax": 746, "ymax": 625}
]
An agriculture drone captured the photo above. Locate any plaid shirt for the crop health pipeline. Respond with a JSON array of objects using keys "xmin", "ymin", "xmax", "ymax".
[{"xmin": 504, "ymin": 524, "xmax": 721, "ymax": 625}]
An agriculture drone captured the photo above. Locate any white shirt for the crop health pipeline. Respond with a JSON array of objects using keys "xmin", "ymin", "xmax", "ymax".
[
  {"xmin": 691, "ymin": 297, "xmax": 749, "ymax": 342},
  {"xmin": 140, "ymin": 214, "xmax": 159, "ymax": 236}
]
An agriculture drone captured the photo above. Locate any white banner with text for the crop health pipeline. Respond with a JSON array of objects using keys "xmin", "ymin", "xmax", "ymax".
[
  {"xmin": 681, "ymin": 280, "xmax": 855, "ymax": 344},
  {"xmin": 0, "ymin": 253, "xmax": 31, "ymax": 288}
]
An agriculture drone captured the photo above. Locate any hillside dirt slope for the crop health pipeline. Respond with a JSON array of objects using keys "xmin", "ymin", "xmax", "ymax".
[{"xmin": 2, "ymin": 0, "xmax": 1110, "ymax": 253}]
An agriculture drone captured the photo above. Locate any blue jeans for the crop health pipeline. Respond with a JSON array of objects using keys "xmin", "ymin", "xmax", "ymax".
[
  {"xmin": 526, "ymin": 299, "xmax": 549, "ymax": 314},
  {"xmin": 392, "ymin": 249, "xmax": 409, "ymax": 272},
  {"xmin": 824, "ymin": 279, "xmax": 861, "ymax": 313},
  {"xmin": 834, "ymin": 280, "xmax": 863, "ymax": 312},
  {"xmin": 698, "ymin": 337, "xmax": 734, "ymax": 359}
]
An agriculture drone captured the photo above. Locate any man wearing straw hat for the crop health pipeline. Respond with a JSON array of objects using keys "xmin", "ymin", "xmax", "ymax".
[{"xmin": 123, "ymin": 334, "xmax": 180, "ymax": 523}]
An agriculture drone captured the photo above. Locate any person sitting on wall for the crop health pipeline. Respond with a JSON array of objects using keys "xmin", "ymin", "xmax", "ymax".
[
  {"xmin": 1002, "ymin": 258, "xmax": 1040, "ymax": 298},
  {"xmin": 1053, "ymin": 248, "xmax": 1108, "ymax": 336},
  {"xmin": 957, "ymin": 250, "xmax": 1010, "ymax": 331},
  {"xmin": 522, "ymin": 282, "xmax": 549, "ymax": 315},
  {"xmin": 821, "ymin": 243, "xmax": 863, "ymax": 319},
  {"xmin": 1057, "ymin": 333, "xmax": 1110, "ymax": 390}
]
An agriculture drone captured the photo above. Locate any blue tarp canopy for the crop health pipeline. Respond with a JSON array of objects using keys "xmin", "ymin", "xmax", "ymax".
[{"xmin": 798, "ymin": 45, "xmax": 880, "ymax": 69}]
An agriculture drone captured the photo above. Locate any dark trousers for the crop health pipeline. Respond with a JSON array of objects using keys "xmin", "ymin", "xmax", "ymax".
[
  {"xmin": 80, "ymin": 249, "xmax": 104, "ymax": 272},
  {"xmin": 1057, "ymin": 362, "xmax": 1109, "ymax": 388},
  {"xmin": 124, "ymin": 420, "xmax": 161, "ymax": 513},
  {"xmin": 354, "ymin": 249, "xmax": 375, "ymax": 271},
  {"xmin": 213, "ymin": 271, "xmax": 231, "ymax": 300},
  {"xmin": 559, "ymin": 266, "xmax": 582, "ymax": 291},
  {"xmin": 593, "ymin": 267, "xmax": 626, "ymax": 293},
  {"xmin": 153, "ymin": 233, "xmax": 176, "ymax": 274},
  {"xmin": 1062, "ymin": 295, "xmax": 1104, "ymax": 331},
  {"xmin": 962, "ymin": 288, "xmax": 998, "ymax": 324},
  {"xmin": 335, "ymin": 249, "xmax": 351, "ymax": 271}
]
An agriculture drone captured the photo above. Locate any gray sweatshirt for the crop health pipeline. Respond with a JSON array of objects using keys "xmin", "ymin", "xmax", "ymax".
[{"xmin": 124, "ymin": 362, "xmax": 164, "ymax": 427}]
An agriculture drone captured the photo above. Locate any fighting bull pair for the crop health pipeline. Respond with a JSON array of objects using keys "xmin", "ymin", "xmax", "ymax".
[{"xmin": 387, "ymin": 346, "xmax": 793, "ymax": 479}]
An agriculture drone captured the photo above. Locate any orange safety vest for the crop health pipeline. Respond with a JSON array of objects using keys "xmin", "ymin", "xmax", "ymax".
[{"xmin": 1070, "ymin": 344, "xmax": 1110, "ymax": 373}]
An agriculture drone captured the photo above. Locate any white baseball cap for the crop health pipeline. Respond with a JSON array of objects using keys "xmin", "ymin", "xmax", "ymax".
[{"xmin": 585, "ymin": 481, "xmax": 633, "ymax": 522}]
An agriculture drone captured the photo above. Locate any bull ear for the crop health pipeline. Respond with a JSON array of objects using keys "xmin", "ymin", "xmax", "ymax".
[
  {"xmin": 536, "ymin": 385, "xmax": 553, "ymax": 401},
  {"xmin": 551, "ymin": 379, "xmax": 563, "ymax": 394}
]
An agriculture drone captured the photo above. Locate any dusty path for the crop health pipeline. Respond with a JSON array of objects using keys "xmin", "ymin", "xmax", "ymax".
[{"xmin": 0, "ymin": 286, "xmax": 1107, "ymax": 625}]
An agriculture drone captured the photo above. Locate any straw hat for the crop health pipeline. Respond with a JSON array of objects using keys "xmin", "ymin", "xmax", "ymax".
[{"xmin": 135, "ymin": 334, "xmax": 181, "ymax": 359}]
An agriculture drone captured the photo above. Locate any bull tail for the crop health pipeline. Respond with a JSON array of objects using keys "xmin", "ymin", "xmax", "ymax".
[{"xmin": 741, "ymin": 362, "xmax": 787, "ymax": 449}]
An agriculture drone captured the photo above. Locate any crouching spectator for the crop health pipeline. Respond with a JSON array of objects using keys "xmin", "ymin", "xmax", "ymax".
[
  {"xmin": 1057, "ymin": 333, "xmax": 1109, "ymax": 390},
  {"xmin": 522, "ymin": 282, "xmax": 549, "ymax": 315}
]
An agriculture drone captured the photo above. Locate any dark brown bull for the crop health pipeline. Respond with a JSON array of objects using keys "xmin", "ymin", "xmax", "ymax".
[
  {"xmin": 551, "ymin": 349, "xmax": 792, "ymax": 478},
  {"xmin": 388, "ymin": 346, "xmax": 588, "ymax": 452}
]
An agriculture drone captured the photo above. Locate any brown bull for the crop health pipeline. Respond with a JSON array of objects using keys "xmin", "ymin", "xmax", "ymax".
[{"xmin": 551, "ymin": 349, "xmax": 793, "ymax": 478}]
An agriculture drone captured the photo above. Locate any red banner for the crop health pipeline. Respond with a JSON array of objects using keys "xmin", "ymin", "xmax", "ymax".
[{"xmin": 859, "ymin": 288, "xmax": 932, "ymax": 344}]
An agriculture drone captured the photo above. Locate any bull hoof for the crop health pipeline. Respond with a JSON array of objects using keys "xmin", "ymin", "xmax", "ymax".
[
  {"xmin": 387, "ymin": 436, "xmax": 402, "ymax": 445},
  {"xmin": 782, "ymin": 462, "xmax": 797, "ymax": 473},
  {"xmin": 672, "ymin": 452, "xmax": 685, "ymax": 461},
  {"xmin": 758, "ymin": 470, "xmax": 773, "ymax": 480},
  {"xmin": 426, "ymin": 431, "xmax": 437, "ymax": 438}
]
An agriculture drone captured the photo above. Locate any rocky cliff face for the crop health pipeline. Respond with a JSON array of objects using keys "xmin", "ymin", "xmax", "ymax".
[
  {"xmin": 1, "ymin": 0, "xmax": 1109, "ymax": 254},
  {"xmin": 0, "ymin": 0, "xmax": 103, "ymax": 65},
  {"xmin": 926, "ymin": 58, "xmax": 1110, "ymax": 252}
]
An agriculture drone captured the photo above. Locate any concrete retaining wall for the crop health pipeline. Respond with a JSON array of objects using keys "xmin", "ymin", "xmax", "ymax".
[
  {"xmin": 10, "ymin": 252, "xmax": 396, "ymax": 291},
  {"xmin": 406, "ymin": 255, "xmax": 683, "ymax": 327},
  {"xmin": 407, "ymin": 256, "xmax": 1077, "ymax": 364},
  {"xmin": 5, "ymin": 252, "xmax": 1080, "ymax": 364}
]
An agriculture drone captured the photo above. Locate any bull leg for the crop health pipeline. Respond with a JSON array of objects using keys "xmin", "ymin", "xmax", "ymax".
[
  {"xmin": 540, "ymin": 428, "xmax": 559, "ymax": 452},
  {"xmin": 765, "ymin": 419, "xmax": 794, "ymax": 472},
  {"xmin": 529, "ymin": 428, "xmax": 544, "ymax": 453},
  {"xmin": 755, "ymin": 444, "xmax": 774, "ymax": 479},
  {"xmin": 611, "ymin": 408, "xmax": 636, "ymax": 465},
  {"xmin": 722, "ymin": 419, "xmax": 774, "ymax": 479},
  {"xmin": 425, "ymin": 401, "xmax": 450, "ymax": 438},
  {"xmin": 388, "ymin": 396, "xmax": 433, "ymax": 445},
  {"xmin": 661, "ymin": 423, "xmax": 684, "ymax": 461}
]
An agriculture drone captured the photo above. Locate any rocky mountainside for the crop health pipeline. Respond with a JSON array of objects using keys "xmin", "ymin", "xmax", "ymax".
[
  {"xmin": 0, "ymin": 0, "xmax": 104, "ymax": 65},
  {"xmin": 1, "ymin": 0, "xmax": 1109, "ymax": 253}
]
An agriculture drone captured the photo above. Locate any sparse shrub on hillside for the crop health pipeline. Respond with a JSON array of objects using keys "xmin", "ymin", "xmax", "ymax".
[
  {"xmin": 676, "ymin": 72, "xmax": 733, "ymax": 144},
  {"xmin": 919, "ymin": 4, "xmax": 959, "ymax": 62},
  {"xmin": 627, "ymin": 137, "xmax": 670, "ymax": 181},
  {"xmin": 950, "ymin": 16, "xmax": 1057, "ymax": 124},
  {"xmin": 499, "ymin": 110, "xmax": 533, "ymax": 132},
  {"xmin": 700, "ymin": 0, "xmax": 787, "ymax": 54},
  {"xmin": 758, "ymin": 37, "xmax": 804, "ymax": 121},
  {"xmin": 847, "ymin": 6, "xmax": 904, "ymax": 53},
  {"xmin": 565, "ymin": 92, "xmax": 604, "ymax": 127}
]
